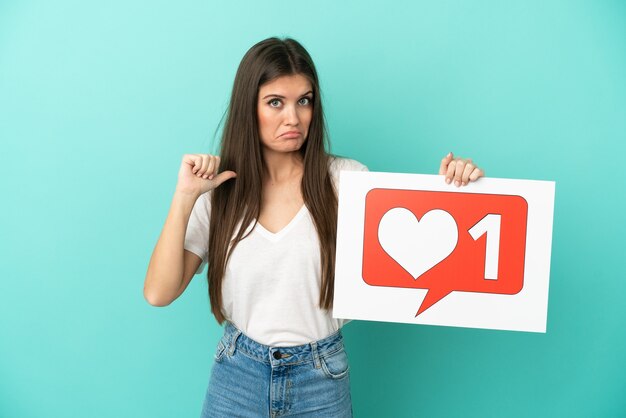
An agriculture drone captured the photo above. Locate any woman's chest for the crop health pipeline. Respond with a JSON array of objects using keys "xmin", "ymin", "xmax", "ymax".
[
  {"xmin": 258, "ymin": 181, "xmax": 304, "ymax": 234},
  {"xmin": 225, "ymin": 210, "xmax": 321, "ymax": 285}
]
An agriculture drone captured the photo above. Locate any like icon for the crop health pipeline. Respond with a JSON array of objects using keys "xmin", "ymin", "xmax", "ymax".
[{"xmin": 362, "ymin": 189, "xmax": 528, "ymax": 316}]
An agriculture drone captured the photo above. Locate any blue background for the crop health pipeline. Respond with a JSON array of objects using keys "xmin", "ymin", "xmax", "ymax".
[{"xmin": 1, "ymin": 1, "xmax": 625, "ymax": 417}]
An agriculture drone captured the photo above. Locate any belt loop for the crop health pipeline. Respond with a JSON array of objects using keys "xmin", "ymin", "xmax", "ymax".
[
  {"xmin": 228, "ymin": 330, "xmax": 241, "ymax": 356},
  {"xmin": 310, "ymin": 341, "xmax": 321, "ymax": 369}
]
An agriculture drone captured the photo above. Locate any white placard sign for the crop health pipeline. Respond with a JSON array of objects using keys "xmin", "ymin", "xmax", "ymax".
[{"xmin": 333, "ymin": 172, "xmax": 555, "ymax": 333}]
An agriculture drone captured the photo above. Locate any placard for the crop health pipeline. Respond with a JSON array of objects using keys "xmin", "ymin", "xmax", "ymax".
[{"xmin": 333, "ymin": 172, "xmax": 555, "ymax": 333}]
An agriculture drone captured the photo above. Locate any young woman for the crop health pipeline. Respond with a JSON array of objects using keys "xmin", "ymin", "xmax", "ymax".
[{"xmin": 144, "ymin": 37, "xmax": 484, "ymax": 417}]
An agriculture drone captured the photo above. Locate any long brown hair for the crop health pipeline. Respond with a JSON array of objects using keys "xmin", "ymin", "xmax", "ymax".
[{"xmin": 207, "ymin": 37, "xmax": 338, "ymax": 324}]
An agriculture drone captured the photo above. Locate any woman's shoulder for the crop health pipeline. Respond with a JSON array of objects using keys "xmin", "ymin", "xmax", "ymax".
[
  {"xmin": 328, "ymin": 155, "xmax": 369, "ymax": 174},
  {"xmin": 328, "ymin": 155, "xmax": 369, "ymax": 192},
  {"xmin": 193, "ymin": 189, "xmax": 214, "ymax": 214}
]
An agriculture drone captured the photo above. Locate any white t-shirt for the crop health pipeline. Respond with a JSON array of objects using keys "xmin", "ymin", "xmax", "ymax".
[{"xmin": 183, "ymin": 156, "xmax": 368, "ymax": 346}]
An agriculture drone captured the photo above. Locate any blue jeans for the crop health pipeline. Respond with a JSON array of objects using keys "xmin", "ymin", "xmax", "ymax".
[{"xmin": 201, "ymin": 321, "xmax": 353, "ymax": 417}]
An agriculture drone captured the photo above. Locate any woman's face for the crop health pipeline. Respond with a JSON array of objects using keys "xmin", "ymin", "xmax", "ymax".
[{"xmin": 257, "ymin": 74, "xmax": 313, "ymax": 155}]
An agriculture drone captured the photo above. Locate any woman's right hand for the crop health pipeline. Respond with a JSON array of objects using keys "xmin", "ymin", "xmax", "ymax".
[{"xmin": 175, "ymin": 154, "xmax": 237, "ymax": 196}]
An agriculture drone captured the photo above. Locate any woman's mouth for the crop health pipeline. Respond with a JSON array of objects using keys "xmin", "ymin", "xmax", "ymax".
[{"xmin": 280, "ymin": 131, "xmax": 301, "ymax": 138}]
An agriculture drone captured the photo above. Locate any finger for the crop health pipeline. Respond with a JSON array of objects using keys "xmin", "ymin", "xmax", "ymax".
[
  {"xmin": 209, "ymin": 156, "xmax": 221, "ymax": 180},
  {"xmin": 439, "ymin": 152, "xmax": 453, "ymax": 175},
  {"xmin": 187, "ymin": 154, "xmax": 202, "ymax": 174},
  {"xmin": 445, "ymin": 159, "xmax": 456, "ymax": 184},
  {"xmin": 198, "ymin": 154, "xmax": 210, "ymax": 177},
  {"xmin": 211, "ymin": 170, "xmax": 237, "ymax": 187},
  {"xmin": 204, "ymin": 156, "xmax": 216, "ymax": 179},
  {"xmin": 469, "ymin": 168, "xmax": 484, "ymax": 181},
  {"xmin": 461, "ymin": 162, "xmax": 475, "ymax": 185},
  {"xmin": 453, "ymin": 159, "xmax": 466, "ymax": 187}
]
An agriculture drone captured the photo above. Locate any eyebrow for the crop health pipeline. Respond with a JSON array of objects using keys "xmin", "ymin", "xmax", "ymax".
[{"xmin": 262, "ymin": 90, "xmax": 313, "ymax": 99}]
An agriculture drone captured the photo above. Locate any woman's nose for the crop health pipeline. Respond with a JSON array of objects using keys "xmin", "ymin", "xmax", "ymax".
[{"xmin": 284, "ymin": 104, "xmax": 299, "ymax": 125}]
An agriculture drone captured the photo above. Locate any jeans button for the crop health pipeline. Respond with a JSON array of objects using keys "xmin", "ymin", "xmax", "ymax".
[{"xmin": 273, "ymin": 350, "xmax": 281, "ymax": 360}]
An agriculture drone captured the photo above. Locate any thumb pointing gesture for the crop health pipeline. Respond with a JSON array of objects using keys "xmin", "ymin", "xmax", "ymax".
[
  {"xmin": 209, "ymin": 170, "xmax": 237, "ymax": 187},
  {"xmin": 176, "ymin": 154, "xmax": 237, "ymax": 196},
  {"xmin": 196, "ymin": 169, "xmax": 237, "ymax": 195}
]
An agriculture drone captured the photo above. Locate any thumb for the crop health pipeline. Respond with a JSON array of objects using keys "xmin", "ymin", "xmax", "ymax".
[
  {"xmin": 211, "ymin": 170, "xmax": 237, "ymax": 187},
  {"xmin": 439, "ymin": 152, "xmax": 454, "ymax": 175}
]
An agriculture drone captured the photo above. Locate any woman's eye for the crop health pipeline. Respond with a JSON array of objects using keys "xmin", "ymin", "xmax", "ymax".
[
  {"xmin": 269, "ymin": 99, "xmax": 281, "ymax": 107},
  {"xmin": 299, "ymin": 97, "xmax": 312, "ymax": 106}
]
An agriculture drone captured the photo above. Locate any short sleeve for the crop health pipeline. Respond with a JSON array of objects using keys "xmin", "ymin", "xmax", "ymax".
[
  {"xmin": 183, "ymin": 191, "xmax": 212, "ymax": 275},
  {"xmin": 329, "ymin": 156, "xmax": 369, "ymax": 193}
]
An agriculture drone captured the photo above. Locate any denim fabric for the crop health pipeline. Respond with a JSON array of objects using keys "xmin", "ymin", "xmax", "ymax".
[{"xmin": 201, "ymin": 321, "xmax": 352, "ymax": 417}]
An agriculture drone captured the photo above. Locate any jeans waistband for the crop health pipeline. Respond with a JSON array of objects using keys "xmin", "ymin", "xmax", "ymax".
[{"xmin": 220, "ymin": 320, "xmax": 345, "ymax": 367}]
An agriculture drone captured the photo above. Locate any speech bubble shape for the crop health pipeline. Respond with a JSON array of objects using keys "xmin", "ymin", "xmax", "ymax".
[{"xmin": 362, "ymin": 189, "xmax": 528, "ymax": 316}]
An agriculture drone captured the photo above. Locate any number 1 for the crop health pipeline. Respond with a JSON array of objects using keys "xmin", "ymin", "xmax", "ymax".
[{"xmin": 468, "ymin": 214, "xmax": 501, "ymax": 280}]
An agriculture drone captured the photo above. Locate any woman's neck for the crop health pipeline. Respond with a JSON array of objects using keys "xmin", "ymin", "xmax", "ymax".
[{"xmin": 262, "ymin": 149, "xmax": 304, "ymax": 184}]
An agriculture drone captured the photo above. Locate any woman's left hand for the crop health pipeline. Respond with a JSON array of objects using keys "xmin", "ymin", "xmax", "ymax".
[{"xmin": 439, "ymin": 152, "xmax": 485, "ymax": 187}]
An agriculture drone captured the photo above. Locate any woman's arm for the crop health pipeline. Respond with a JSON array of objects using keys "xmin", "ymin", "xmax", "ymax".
[
  {"xmin": 143, "ymin": 153, "xmax": 237, "ymax": 306},
  {"xmin": 143, "ymin": 190, "xmax": 202, "ymax": 306}
]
